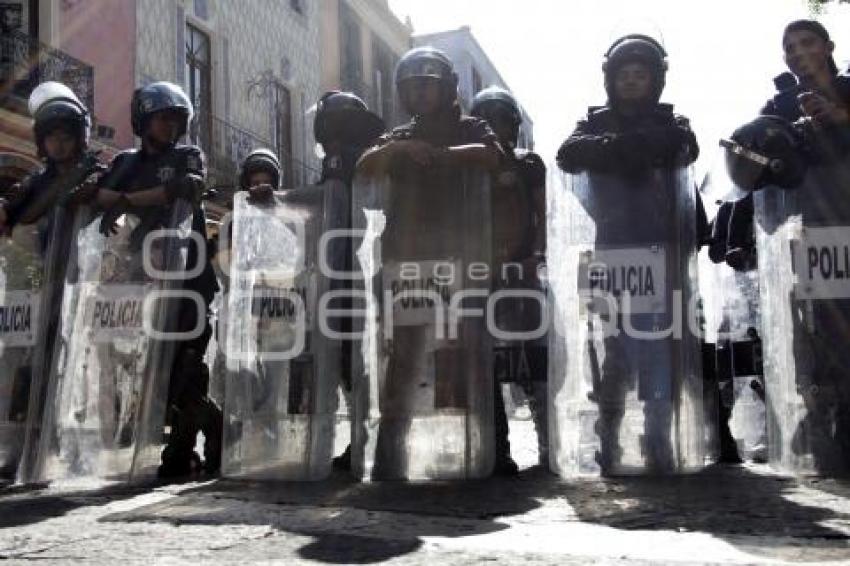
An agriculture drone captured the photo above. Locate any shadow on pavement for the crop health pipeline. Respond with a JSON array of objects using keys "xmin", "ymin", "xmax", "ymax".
[
  {"xmin": 562, "ymin": 464, "xmax": 850, "ymax": 562},
  {"xmin": 79, "ymin": 464, "xmax": 850, "ymax": 564},
  {"xmin": 99, "ymin": 470, "xmax": 548, "ymax": 564},
  {"xmin": 0, "ymin": 482, "xmax": 156, "ymax": 529}
]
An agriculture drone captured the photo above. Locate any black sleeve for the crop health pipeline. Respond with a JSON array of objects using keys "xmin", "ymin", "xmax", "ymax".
[
  {"xmin": 555, "ymin": 119, "xmax": 615, "ymax": 173},
  {"xmin": 3, "ymin": 176, "xmax": 38, "ymax": 229},
  {"xmin": 520, "ymin": 151, "xmax": 547, "ymax": 189},
  {"xmin": 759, "ymin": 99, "xmax": 778, "ymax": 116},
  {"xmin": 460, "ymin": 117, "xmax": 499, "ymax": 146},
  {"xmin": 99, "ymin": 151, "xmax": 135, "ymax": 192},
  {"xmin": 627, "ymin": 114, "xmax": 699, "ymax": 168},
  {"xmin": 673, "ymin": 114, "xmax": 700, "ymax": 166},
  {"xmin": 708, "ymin": 201, "xmax": 733, "ymax": 264}
]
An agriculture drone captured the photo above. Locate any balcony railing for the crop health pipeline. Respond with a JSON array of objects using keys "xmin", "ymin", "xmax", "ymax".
[
  {"xmin": 0, "ymin": 29, "xmax": 94, "ymax": 114},
  {"xmin": 196, "ymin": 113, "xmax": 319, "ymax": 197}
]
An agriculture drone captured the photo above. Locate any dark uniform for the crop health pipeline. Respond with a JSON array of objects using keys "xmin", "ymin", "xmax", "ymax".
[
  {"xmin": 99, "ymin": 143, "xmax": 222, "ymax": 477},
  {"xmin": 557, "ymin": 103, "xmax": 699, "ymax": 175},
  {"xmin": 493, "ymin": 145, "xmax": 548, "ymax": 469},
  {"xmin": 380, "ymin": 105, "xmax": 497, "ymax": 150}
]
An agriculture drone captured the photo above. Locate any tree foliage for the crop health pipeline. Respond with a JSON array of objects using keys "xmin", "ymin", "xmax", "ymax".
[{"xmin": 809, "ymin": 0, "xmax": 850, "ymax": 14}]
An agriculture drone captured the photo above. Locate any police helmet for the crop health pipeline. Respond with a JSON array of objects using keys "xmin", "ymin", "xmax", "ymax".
[
  {"xmin": 395, "ymin": 46, "xmax": 456, "ymax": 85},
  {"xmin": 471, "ymin": 86, "xmax": 522, "ymax": 126},
  {"xmin": 603, "ymin": 34, "xmax": 668, "ymax": 102},
  {"xmin": 722, "ymin": 115, "xmax": 807, "ymax": 192},
  {"xmin": 28, "ymin": 82, "xmax": 91, "ymax": 157},
  {"xmin": 131, "ymin": 81, "xmax": 194, "ymax": 138},
  {"xmin": 239, "ymin": 148, "xmax": 282, "ymax": 191},
  {"xmin": 312, "ymin": 91, "xmax": 385, "ymax": 147},
  {"xmin": 471, "ymin": 86, "xmax": 522, "ymax": 146}
]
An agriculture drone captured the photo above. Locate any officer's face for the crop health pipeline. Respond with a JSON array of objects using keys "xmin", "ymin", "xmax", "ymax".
[
  {"xmin": 43, "ymin": 128, "xmax": 79, "ymax": 163},
  {"xmin": 479, "ymin": 109, "xmax": 516, "ymax": 147},
  {"xmin": 613, "ymin": 63, "xmax": 653, "ymax": 103},
  {"xmin": 248, "ymin": 171, "xmax": 275, "ymax": 188},
  {"xmin": 147, "ymin": 110, "xmax": 183, "ymax": 145},
  {"xmin": 400, "ymin": 77, "xmax": 443, "ymax": 116},
  {"xmin": 783, "ymin": 30, "xmax": 834, "ymax": 80}
]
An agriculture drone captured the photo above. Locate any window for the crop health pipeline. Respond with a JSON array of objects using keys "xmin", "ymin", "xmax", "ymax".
[
  {"xmin": 271, "ymin": 82, "xmax": 294, "ymax": 188},
  {"xmin": 0, "ymin": 0, "xmax": 36, "ymax": 35},
  {"xmin": 372, "ymin": 36, "xmax": 396, "ymax": 124},
  {"xmin": 185, "ymin": 23, "xmax": 212, "ymax": 152},
  {"xmin": 193, "ymin": 0, "xmax": 208, "ymax": 20}
]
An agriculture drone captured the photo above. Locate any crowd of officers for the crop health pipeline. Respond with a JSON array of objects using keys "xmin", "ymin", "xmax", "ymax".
[{"xmin": 1, "ymin": 17, "xmax": 848, "ymax": 482}]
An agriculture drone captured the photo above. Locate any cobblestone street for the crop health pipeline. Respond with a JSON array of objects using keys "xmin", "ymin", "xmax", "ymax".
[{"xmin": 2, "ymin": 421, "xmax": 850, "ymax": 564}]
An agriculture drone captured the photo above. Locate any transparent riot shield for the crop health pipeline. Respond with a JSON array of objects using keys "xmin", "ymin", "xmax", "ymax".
[
  {"xmin": 223, "ymin": 183, "xmax": 343, "ymax": 481},
  {"xmin": 491, "ymin": 175, "xmax": 548, "ymax": 465},
  {"xmin": 754, "ymin": 161, "xmax": 850, "ymax": 474},
  {"xmin": 351, "ymin": 164, "xmax": 494, "ymax": 481},
  {"xmin": 0, "ymin": 222, "xmax": 46, "ymax": 482},
  {"xmin": 24, "ymin": 202, "xmax": 194, "ymax": 484},
  {"xmin": 700, "ymin": 258, "xmax": 765, "ymax": 462},
  {"xmin": 548, "ymin": 168, "xmax": 705, "ymax": 476}
]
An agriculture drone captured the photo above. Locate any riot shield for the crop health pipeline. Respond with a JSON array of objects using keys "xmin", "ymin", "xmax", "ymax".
[
  {"xmin": 222, "ymin": 182, "xmax": 344, "ymax": 480},
  {"xmin": 548, "ymin": 167, "xmax": 705, "ymax": 476},
  {"xmin": 23, "ymin": 202, "xmax": 194, "ymax": 484},
  {"xmin": 754, "ymin": 161, "xmax": 850, "ymax": 474},
  {"xmin": 0, "ymin": 222, "xmax": 46, "ymax": 482},
  {"xmin": 491, "ymin": 174, "xmax": 548, "ymax": 464},
  {"xmin": 351, "ymin": 163, "xmax": 494, "ymax": 481}
]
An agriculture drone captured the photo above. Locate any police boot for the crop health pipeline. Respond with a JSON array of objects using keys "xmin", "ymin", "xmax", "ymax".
[
  {"xmin": 718, "ymin": 403, "xmax": 743, "ymax": 464},
  {"xmin": 493, "ymin": 380, "xmax": 518, "ymax": 476},
  {"xmin": 333, "ymin": 445, "xmax": 352, "ymax": 471},
  {"xmin": 594, "ymin": 406, "xmax": 624, "ymax": 474},
  {"xmin": 200, "ymin": 395, "xmax": 223, "ymax": 476},
  {"xmin": 528, "ymin": 384, "xmax": 549, "ymax": 467},
  {"xmin": 159, "ymin": 406, "xmax": 202, "ymax": 480}
]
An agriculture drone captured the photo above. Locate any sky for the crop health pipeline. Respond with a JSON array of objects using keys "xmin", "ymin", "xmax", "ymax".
[{"xmin": 387, "ymin": 0, "xmax": 850, "ymax": 181}]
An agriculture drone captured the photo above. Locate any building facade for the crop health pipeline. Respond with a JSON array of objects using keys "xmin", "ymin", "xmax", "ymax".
[
  {"xmin": 1, "ymin": 0, "xmax": 322, "ymax": 199},
  {"xmin": 320, "ymin": 0, "xmax": 411, "ymax": 128},
  {"xmin": 136, "ymin": 0, "xmax": 322, "ymax": 192},
  {"xmin": 414, "ymin": 26, "xmax": 534, "ymax": 150},
  {"xmin": 0, "ymin": 0, "xmax": 129, "ymax": 191}
]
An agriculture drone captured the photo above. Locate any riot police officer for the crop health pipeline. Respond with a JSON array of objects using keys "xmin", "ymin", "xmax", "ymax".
[
  {"xmin": 471, "ymin": 86, "xmax": 547, "ymax": 474},
  {"xmin": 0, "ymin": 82, "xmax": 102, "ymax": 483},
  {"xmin": 721, "ymin": 21, "xmax": 850, "ymax": 474},
  {"xmin": 95, "ymin": 82, "xmax": 222, "ymax": 479},
  {"xmin": 0, "ymin": 82, "xmax": 102, "ymax": 232},
  {"xmin": 239, "ymin": 148, "xmax": 283, "ymax": 202},
  {"xmin": 354, "ymin": 47, "xmax": 502, "ymax": 480},
  {"xmin": 311, "ymin": 91, "xmax": 384, "ymax": 471},
  {"xmin": 553, "ymin": 35, "xmax": 704, "ymax": 475},
  {"xmin": 315, "ymin": 90, "xmax": 385, "ymax": 185}
]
